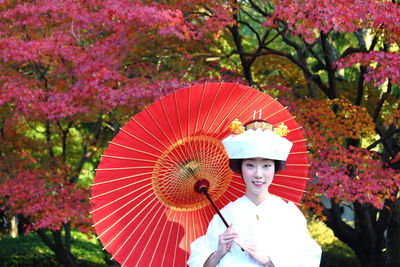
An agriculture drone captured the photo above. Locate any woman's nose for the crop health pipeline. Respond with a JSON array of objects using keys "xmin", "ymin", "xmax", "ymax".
[{"xmin": 255, "ymin": 166, "xmax": 263, "ymax": 178}]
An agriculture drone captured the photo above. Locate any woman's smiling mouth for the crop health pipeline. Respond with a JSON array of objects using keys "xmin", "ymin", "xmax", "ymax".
[{"xmin": 252, "ymin": 181, "xmax": 265, "ymax": 187}]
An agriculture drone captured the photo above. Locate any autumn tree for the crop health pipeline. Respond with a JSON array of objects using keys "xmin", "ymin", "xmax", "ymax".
[
  {"xmin": 1, "ymin": 0, "xmax": 399, "ymax": 266},
  {"xmin": 163, "ymin": 0, "xmax": 400, "ymax": 266},
  {"xmin": 0, "ymin": 0, "xmax": 200, "ymax": 265}
]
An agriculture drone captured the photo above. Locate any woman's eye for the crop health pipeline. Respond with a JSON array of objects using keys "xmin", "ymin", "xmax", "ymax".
[
  {"xmin": 246, "ymin": 163, "xmax": 254, "ymax": 168},
  {"xmin": 264, "ymin": 164, "xmax": 272, "ymax": 168}
]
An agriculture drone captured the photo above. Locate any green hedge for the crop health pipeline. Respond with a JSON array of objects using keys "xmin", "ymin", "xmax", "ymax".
[
  {"xmin": 309, "ymin": 219, "xmax": 361, "ymax": 267},
  {"xmin": 0, "ymin": 221, "xmax": 360, "ymax": 266},
  {"xmin": 0, "ymin": 231, "xmax": 107, "ymax": 267}
]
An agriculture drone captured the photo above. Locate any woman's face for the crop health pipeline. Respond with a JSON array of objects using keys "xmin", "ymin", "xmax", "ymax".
[{"xmin": 241, "ymin": 158, "xmax": 275, "ymax": 201}]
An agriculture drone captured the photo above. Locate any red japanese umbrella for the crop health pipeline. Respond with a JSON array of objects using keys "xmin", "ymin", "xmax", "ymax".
[{"xmin": 91, "ymin": 82, "xmax": 309, "ymax": 267}]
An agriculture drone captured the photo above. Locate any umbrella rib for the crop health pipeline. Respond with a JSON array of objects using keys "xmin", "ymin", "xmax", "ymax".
[
  {"xmin": 281, "ymin": 196, "xmax": 301, "ymax": 206},
  {"xmin": 161, "ymin": 209, "xmax": 178, "ymax": 266},
  {"xmin": 290, "ymin": 138, "xmax": 307, "ymax": 143},
  {"xmin": 229, "ymin": 179, "xmax": 245, "ymax": 186},
  {"xmin": 101, "ymin": 155, "xmax": 157, "ymax": 163},
  {"xmin": 225, "ymin": 188, "xmax": 243, "ymax": 201},
  {"xmin": 187, "ymin": 85, "xmax": 191, "ymax": 139},
  {"xmin": 173, "ymin": 87, "xmax": 185, "ymax": 140},
  {"xmin": 197, "ymin": 206, "xmax": 207, "ymax": 236},
  {"xmin": 91, "ymin": 172, "xmax": 153, "ymax": 187},
  {"xmin": 159, "ymin": 97, "xmax": 187, "ymax": 163},
  {"xmin": 201, "ymin": 82, "xmax": 224, "ymax": 133},
  {"xmin": 105, "ymin": 197, "xmax": 160, "ymax": 251},
  {"xmin": 213, "ymin": 87, "xmax": 256, "ymax": 139},
  {"xmin": 274, "ymin": 174, "xmax": 310, "ymax": 180},
  {"xmin": 274, "ymin": 116, "xmax": 295, "ymax": 126},
  {"xmin": 289, "ymin": 126, "xmax": 303, "ymax": 133},
  {"xmin": 95, "ymin": 166, "xmax": 153, "ymax": 171},
  {"xmin": 239, "ymin": 98, "xmax": 278, "ymax": 124},
  {"xmin": 91, "ymin": 183, "xmax": 152, "ymax": 214},
  {"xmin": 194, "ymin": 82, "xmax": 207, "ymax": 134},
  {"xmin": 204, "ymin": 198, "xmax": 219, "ymax": 224},
  {"xmin": 119, "ymin": 202, "xmax": 166, "ymax": 266},
  {"xmin": 90, "ymin": 175, "xmax": 152, "ymax": 198},
  {"xmin": 192, "ymin": 210, "xmax": 198, "ymax": 244},
  {"xmin": 183, "ymin": 85, "xmax": 197, "ymax": 161},
  {"xmin": 134, "ymin": 204, "xmax": 169, "ymax": 267},
  {"xmin": 109, "ymin": 141, "xmax": 159, "ymax": 158},
  {"xmin": 289, "ymin": 151, "xmax": 309, "ymax": 155},
  {"xmin": 286, "ymin": 163, "xmax": 310, "ymax": 167},
  {"xmin": 205, "ymin": 83, "xmax": 239, "ymax": 134},
  {"xmin": 214, "ymin": 91, "xmax": 269, "ymax": 140},
  {"xmin": 92, "ymin": 186, "xmax": 153, "ymax": 227},
  {"xmin": 128, "ymin": 117, "xmax": 168, "ymax": 151},
  {"xmin": 147, "ymin": 208, "xmax": 173, "ymax": 267},
  {"xmin": 271, "ymin": 182, "xmax": 306, "ymax": 192},
  {"xmin": 120, "ymin": 128, "xmax": 164, "ymax": 154},
  {"xmin": 114, "ymin": 132, "xmax": 183, "ymax": 177},
  {"xmin": 142, "ymin": 108, "xmax": 179, "ymax": 152},
  {"xmin": 185, "ymin": 210, "xmax": 189, "ymax": 264},
  {"xmin": 214, "ymin": 196, "xmax": 231, "ymax": 215},
  {"xmin": 264, "ymin": 106, "xmax": 288, "ymax": 120},
  {"xmin": 172, "ymin": 210, "xmax": 183, "ymax": 267}
]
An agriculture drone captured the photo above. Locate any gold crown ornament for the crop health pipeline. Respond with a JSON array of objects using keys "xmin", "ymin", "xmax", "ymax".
[{"xmin": 229, "ymin": 119, "xmax": 290, "ymax": 137}]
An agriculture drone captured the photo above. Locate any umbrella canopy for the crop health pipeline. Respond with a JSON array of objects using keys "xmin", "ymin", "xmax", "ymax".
[{"xmin": 91, "ymin": 82, "xmax": 309, "ymax": 267}]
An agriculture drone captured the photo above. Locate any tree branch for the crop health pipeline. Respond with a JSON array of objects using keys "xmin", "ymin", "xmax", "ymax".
[
  {"xmin": 228, "ymin": 47, "xmax": 330, "ymax": 95},
  {"xmin": 320, "ymin": 32, "xmax": 338, "ymax": 99},
  {"xmin": 355, "ymin": 66, "xmax": 367, "ymax": 106},
  {"xmin": 372, "ymin": 80, "xmax": 392, "ymax": 123},
  {"xmin": 247, "ymin": 0, "xmax": 268, "ymax": 16},
  {"xmin": 227, "ymin": 22, "xmax": 254, "ymax": 84},
  {"xmin": 339, "ymin": 47, "xmax": 364, "ymax": 59},
  {"xmin": 323, "ymin": 200, "xmax": 362, "ymax": 250},
  {"xmin": 37, "ymin": 229, "xmax": 56, "ymax": 251},
  {"xmin": 367, "ymin": 128, "xmax": 400, "ymax": 151},
  {"xmin": 237, "ymin": 20, "xmax": 263, "ymax": 46},
  {"xmin": 57, "ymin": 121, "xmax": 73, "ymax": 164},
  {"xmin": 64, "ymin": 223, "xmax": 72, "ymax": 254}
]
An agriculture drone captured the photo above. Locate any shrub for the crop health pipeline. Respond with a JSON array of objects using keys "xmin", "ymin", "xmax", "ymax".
[{"xmin": 308, "ymin": 218, "xmax": 361, "ymax": 267}]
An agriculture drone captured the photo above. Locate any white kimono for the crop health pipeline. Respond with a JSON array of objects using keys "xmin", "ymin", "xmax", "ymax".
[{"xmin": 187, "ymin": 195, "xmax": 321, "ymax": 267}]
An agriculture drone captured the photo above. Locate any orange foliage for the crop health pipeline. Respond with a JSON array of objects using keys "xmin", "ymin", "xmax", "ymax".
[{"xmin": 296, "ymin": 98, "xmax": 375, "ymax": 147}]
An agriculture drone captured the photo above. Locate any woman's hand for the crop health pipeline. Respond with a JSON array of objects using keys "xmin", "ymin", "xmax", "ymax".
[
  {"xmin": 235, "ymin": 240, "xmax": 274, "ymax": 267},
  {"xmin": 215, "ymin": 224, "xmax": 238, "ymax": 258},
  {"xmin": 203, "ymin": 224, "xmax": 238, "ymax": 267}
]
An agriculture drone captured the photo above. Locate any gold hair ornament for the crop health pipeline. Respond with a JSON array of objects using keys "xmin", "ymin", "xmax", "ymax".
[
  {"xmin": 228, "ymin": 119, "xmax": 245, "ymax": 135},
  {"xmin": 229, "ymin": 119, "xmax": 289, "ymax": 137}
]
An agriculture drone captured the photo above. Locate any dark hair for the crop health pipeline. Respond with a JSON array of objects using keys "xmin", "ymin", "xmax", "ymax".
[{"xmin": 229, "ymin": 159, "xmax": 286, "ymax": 175}]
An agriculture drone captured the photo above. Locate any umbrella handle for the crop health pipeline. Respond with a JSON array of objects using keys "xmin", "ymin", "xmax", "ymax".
[
  {"xmin": 194, "ymin": 179, "xmax": 229, "ymax": 228},
  {"xmin": 194, "ymin": 179, "xmax": 245, "ymax": 252}
]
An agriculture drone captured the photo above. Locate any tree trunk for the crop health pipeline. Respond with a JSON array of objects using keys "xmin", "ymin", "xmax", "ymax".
[
  {"xmin": 53, "ymin": 248, "xmax": 79, "ymax": 267},
  {"xmin": 386, "ymin": 198, "xmax": 400, "ymax": 266},
  {"xmin": 36, "ymin": 228, "xmax": 78, "ymax": 267},
  {"xmin": 10, "ymin": 216, "xmax": 18, "ymax": 238},
  {"xmin": 323, "ymin": 200, "xmax": 387, "ymax": 267}
]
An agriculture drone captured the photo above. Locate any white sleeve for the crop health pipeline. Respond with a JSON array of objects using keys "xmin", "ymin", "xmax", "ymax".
[
  {"xmin": 268, "ymin": 203, "xmax": 322, "ymax": 267},
  {"xmin": 187, "ymin": 215, "xmax": 223, "ymax": 267}
]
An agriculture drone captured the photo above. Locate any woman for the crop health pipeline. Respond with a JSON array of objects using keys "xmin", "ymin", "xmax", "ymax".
[{"xmin": 187, "ymin": 120, "xmax": 321, "ymax": 267}]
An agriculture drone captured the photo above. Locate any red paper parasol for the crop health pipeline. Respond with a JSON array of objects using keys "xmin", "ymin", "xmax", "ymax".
[{"xmin": 91, "ymin": 82, "xmax": 309, "ymax": 267}]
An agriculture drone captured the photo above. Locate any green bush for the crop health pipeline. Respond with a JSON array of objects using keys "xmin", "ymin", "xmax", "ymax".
[
  {"xmin": 308, "ymin": 219, "xmax": 361, "ymax": 267},
  {"xmin": 0, "ymin": 221, "xmax": 361, "ymax": 266},
  {"xmin": 0, "ymin": 231, "xmax": 107, "ymax": 267}
]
